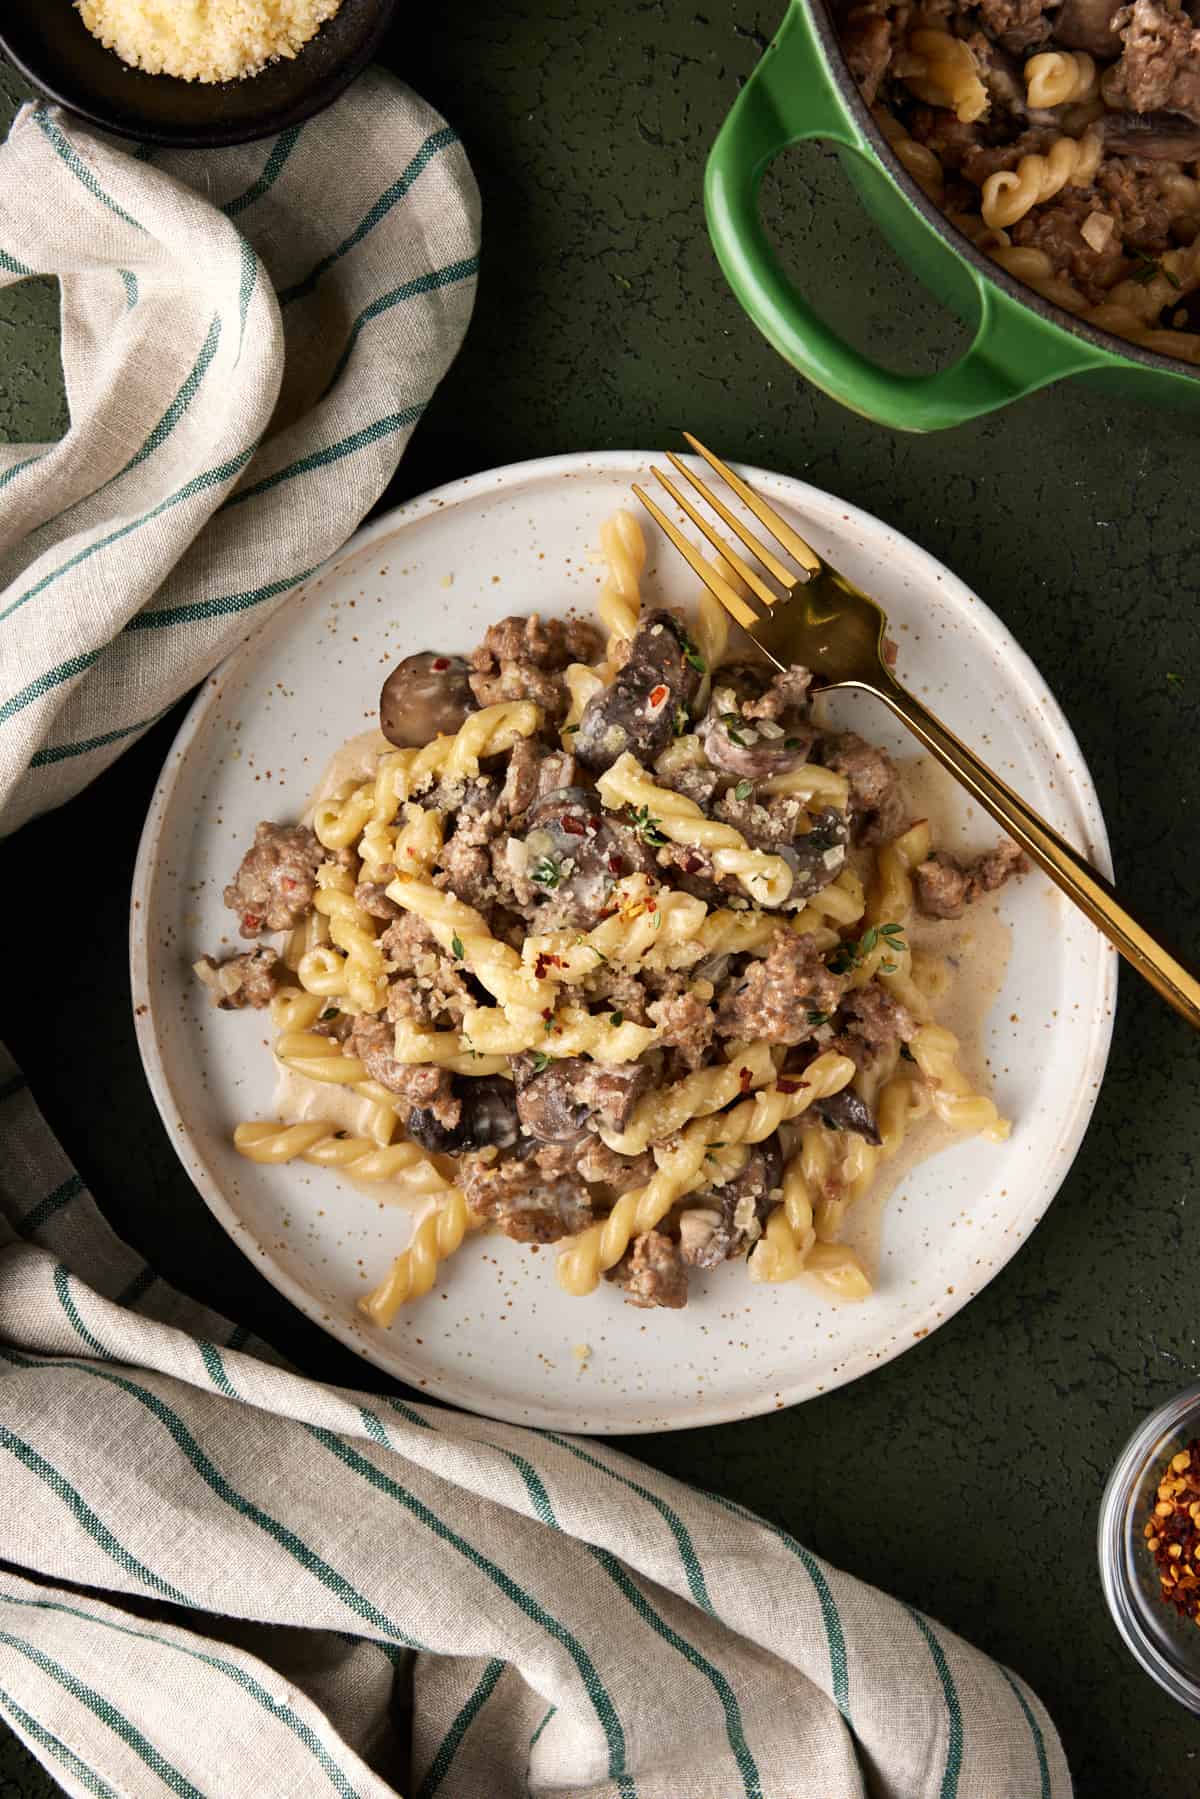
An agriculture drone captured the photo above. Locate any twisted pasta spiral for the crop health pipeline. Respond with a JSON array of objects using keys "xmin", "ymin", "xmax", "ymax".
[
  {"xmin": 234, "ymin": 1121, "xmax": 451, "ymax": 1197},
  {"xmin": 310, "ymin": 863, "xmax": 386, "ymax": 1013},
  {"xmin": 873, "ymin": 104, "xmax": 944, "ymax": 203},
  {"xmin": 561, "ymin": 663, "xmax": 606, "ymax": 742},
  {"xmin": 313, "ymin": 751, "xmax": 402, "ymax": 854},
  {"xmin": 385, "ymin": 876, "xmax": 559, "ymax": 1015},
  {"xmin": 981, "ymin": 131, "xmax": 1102, "ymax": 230},
  {"xmin": 1024, "ymin": 50, "xmax": 1096, "ymax": 108},
  {"xmin": 597, "ymin": 509, "xmax": 646, "ymax": 658},
  {"xmin": 749, "ymin": 1153, "xmax": 818, "ymax": 1283},
  {"xmin": 270, "ymin": 988, "xmax": 325, "ymax": 1032},
  {"xmin": 271, "ymin": 1027, "xmax": 401, "ymax": 1143},
  {"xmin": 360, "ymin": 1187, "xmax": 476, "ymax": 1325},
  {"xmin": 520, "ymin": 875, "xmax": 708, "ymax": 980},
  {"xmin": 758, "ymin": 762, "xmax": 851, "ymax": 807},
  {"xmin": 903, "ymin": 28, "xmax": 988, "ymax": 123},
  {"xmin": 909, "ymin": 1023, "xmax": 1010, "ymax": 1140},
  {"xmin": 556, "ymin": 1051, "xmax": 856, "ymax": 1296},
  {"xmin": 461, "ymin": 1002, "xmax": 660, "ymax": 1063},
  {"xmin": 391, "ymin": 1017, "xmax": 511, "ymax": 1074},
  {"xmin": 389, "ymin": 702, "xmax": 543, "ymax": 802},
  {"xmin": 599, "ymin": 1040, "xmax": 778, "ymax": 1155},
  {"xmin": 596, "ymin": 752, "xmax": 794, "ymax": 905}
]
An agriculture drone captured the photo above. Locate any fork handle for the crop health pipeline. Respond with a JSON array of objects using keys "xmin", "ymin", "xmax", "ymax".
[{"xmin": 868, "ymin": 676, "xmax": 1200, "ymax": 1031}]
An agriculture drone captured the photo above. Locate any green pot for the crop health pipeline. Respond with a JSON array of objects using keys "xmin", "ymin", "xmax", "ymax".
[{"xmin": 705, "ymin": 0, "xmax": 1200, "ymax": 430}]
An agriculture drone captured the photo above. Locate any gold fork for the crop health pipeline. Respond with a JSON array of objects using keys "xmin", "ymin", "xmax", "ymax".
[{"xmin": 634, "ymin": 434, "xmax": 1200, "ymax": 1031}]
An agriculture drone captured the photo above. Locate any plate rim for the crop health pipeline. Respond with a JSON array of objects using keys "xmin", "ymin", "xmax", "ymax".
[{"xmin": 130, "ymin": 448, "xmax": 1118, "ymax": 1430}]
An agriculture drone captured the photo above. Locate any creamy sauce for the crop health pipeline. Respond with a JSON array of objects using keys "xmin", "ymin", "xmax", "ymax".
[
  {"xmin": 825, "ymin": 752, "xmax": 1016, "ymax": 1294},
  {"xmin": 305, "ymin": 728, "xmax": 390, "ymax": 817},
  {"xmin": 272, "ymin": 1065, "xmax": 433, "ymax": 1237}
]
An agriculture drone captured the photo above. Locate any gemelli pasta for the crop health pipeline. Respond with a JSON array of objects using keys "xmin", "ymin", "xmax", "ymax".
[
  {"xmin": 196, "ymin": 510, "xmax": 1024, "ymax": 1321},
  {"xmin": 836, "ymin": 0, "xmax": 1200, "ymax": 363}
]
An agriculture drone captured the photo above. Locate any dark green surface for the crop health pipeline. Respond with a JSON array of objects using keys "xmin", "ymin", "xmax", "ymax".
[{"xmin": 1, "ymin": 8, "xmax": 1198, "ymax": 1793}]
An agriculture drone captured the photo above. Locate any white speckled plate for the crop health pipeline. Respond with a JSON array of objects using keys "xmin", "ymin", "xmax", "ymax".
[{"xmin": 131, "ymin": 452, "xmax": 1116, "ymax": 1432}]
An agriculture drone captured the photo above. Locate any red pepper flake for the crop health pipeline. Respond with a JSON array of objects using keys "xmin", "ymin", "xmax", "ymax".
[
  {"xmin": 431, "ymin": 657, "xmax": 450, "ymax": 671},
  {"xmin": 684, "ymin": 854, "xmax": 703, "ymax": 875},
  {"xmin": 562, "ymin": 815, "xmax": 586, "ymax": 836},
  {"xmin": 649, "ymin": 684, "xmax": 668, "ymax": 708},
  {"xmin": 776, "ymin": 1078, "xmax": 809, "ymax": 1095},
  {"xmin": 608, "ymin": 855, "xmax": 625, "ymax": 874},
  {"xmin": 1144, "ymin": 1440, "xmax": 1200, "ymax": 1625},
  {"xmin": 738, "ymin": 1066, "xmax": 753, "ymax": 1092},
  {"xmin": 241, "ymin": 912, "xmax": 261, "ymax": 933},
  {"xmin": 533, "ymin": 952, "xmax": 563, "ymax": 979}
]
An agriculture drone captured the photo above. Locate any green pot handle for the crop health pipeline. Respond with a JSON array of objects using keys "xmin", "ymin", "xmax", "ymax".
[{"xmin": 705, "ymin": 1, "xmax": 1115, "ymax": 431}]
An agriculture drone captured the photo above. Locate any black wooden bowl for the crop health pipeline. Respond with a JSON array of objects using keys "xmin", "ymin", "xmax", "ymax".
[{"xmin": 0, "ymin": 0, "xmax": 396, "ymax": 149}]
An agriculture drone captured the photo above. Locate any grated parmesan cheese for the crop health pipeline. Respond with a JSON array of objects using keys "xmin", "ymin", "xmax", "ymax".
[{"xmin": 76, "ymin": 0, "xmax": 344, "ymax": 85}]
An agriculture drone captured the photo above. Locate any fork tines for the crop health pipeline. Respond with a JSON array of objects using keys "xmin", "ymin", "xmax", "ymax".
[{"xmin": 633, "ymin": 434, "xmax": 823, "ymax": 633}]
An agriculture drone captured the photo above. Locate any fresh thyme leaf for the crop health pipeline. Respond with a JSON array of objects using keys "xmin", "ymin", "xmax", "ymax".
[
  {"xmin": 629, "ymin": 805, "xmax": 667, "ymax": 847},
  {"xmin": 674, "ymin": 704, "xmax": 690, "ymax": 737},
  {"xmin": 721, "ymin": 710, "xmax": 748, "ymax": 747},
  {"xmin": 609, "ymin": 1010, "xmax": 624, "ymax": 1027},
  {"xmin": 900, "ymin": 1042, "xmax": 916, "ymax": 1062},
  {"xmin": 784, "ymin": 736, "xmax": 801, "ymax": 750},
  {"xmin": 807, "ymin": 1009, "xmax": 830, "ymax": 1026},
  {"xmin": 829, "ymin": 919, "xmax": 904, "ymax": 974},
  {"xmin": 543, "ymin": 1014, "xmax": 555, "ymax": 1034},
  {"xmin": 1132, "ymin": 259, "xmax": 1161, "ymax": 285},
  {"xmin": 682, "ymin": 634, "xmax": 707, "ymax": 674},
  {"xmin": 531, "ymin": 855, "xmax": 562, "ymax": 889},
  {"xmin": 319, "ymin": 1008, "xmax": 338, "ymax": 1021},
  {"xmin": 880, "ymin": 959, "xmax": 898, "ymax": 974},
  {"xmin": 450, "ymin": 933, "xmax": 465, "ymax": 960},
  {"xmin": 734, "ymin": 779, "xmax": 754, "ymax": 801},
  {"xmin": 564, "ymin": 723, "xmax": 580, "ymax": 734},
  {"xmin": 530, "ymin": 1050, "xmax": 553, "ymax": 1073},
  {"xmin": 575, "ymin": 937, "xmax": 608, "ymax": 962},
  {"xmin": 1165, "ymin": 266, "xmax": 1183, "ymax": 289}
]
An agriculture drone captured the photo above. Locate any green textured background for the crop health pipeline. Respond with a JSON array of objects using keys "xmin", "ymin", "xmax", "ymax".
[{"xmin": 2, "ymin": 4, "xmax": 1199, "ymax": 1792}]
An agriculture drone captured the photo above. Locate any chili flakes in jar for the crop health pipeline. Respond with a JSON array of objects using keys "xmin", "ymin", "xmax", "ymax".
[{"xmin": 1144, "ymin": 1440, "xmax": 1200, "ymax": 1624}]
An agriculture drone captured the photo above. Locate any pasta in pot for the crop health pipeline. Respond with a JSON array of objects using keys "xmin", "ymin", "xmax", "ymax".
[
  {"xmin": 835, "ymin": 0, "xmax": 1200, "ymax": 364},
  {"xmin": 200, "ymin": 509, "xmax": 1022, "ymax": 1319}
]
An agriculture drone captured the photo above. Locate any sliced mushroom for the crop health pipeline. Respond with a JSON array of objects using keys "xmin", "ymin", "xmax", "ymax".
[
  {"xmin": 1055, "ymin": 0, "xmax": 1124, "ymax": 53},
  {"xmin": 511, "ymin": 1055, "xmax": 652, "ymax": 1141},
  {"xmin": 511, "ymin": 1055, "xmax": 594, "ymax": 1141},
  {"xmin": 521, "ymin": 786, "xmax": 656, "ymax": 927},
  {"xmin": 1096, "ymin": 111, "xmax": 1200, "ymax": 159},
  {"xmin": 813, "ymin": 1088, "xmax": 882, "ymax": 1145},
  {"xmin": 380, "ymin": 652, "xmax": 477, "ymax": 748},
  {"xmin": 701, "ymin": 684, "xmax": 817, "ymax": 780},
  {"xmin": 574, "ymin": 610, "xmax": 704, "ymax": 773},
  {"xmin": 407, "ymin": 1074, "xmax": 520, "ymax": 1153},
  {"xmin": 678, "ymin": 1137, "xmax": 784, "ymax": 1268},
  {"xmin": 777, "ymin": 807, "xmax": 851, "ymax": 901}
]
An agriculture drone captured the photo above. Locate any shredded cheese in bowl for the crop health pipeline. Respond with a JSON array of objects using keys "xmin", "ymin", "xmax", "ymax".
[{"xmin": 75, "ymin": 0, "xmax": 345, "ymax": 85}]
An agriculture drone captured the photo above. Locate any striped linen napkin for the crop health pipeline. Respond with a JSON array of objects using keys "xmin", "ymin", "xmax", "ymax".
[
  {"xmin": 0, "ymin": 76, "xmax": 479, "ymax": 835},
  {"xmin": 0, "ymin": 1051, "xmax": 1069, "ymax": 1798}
]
